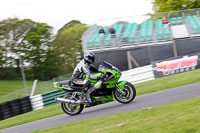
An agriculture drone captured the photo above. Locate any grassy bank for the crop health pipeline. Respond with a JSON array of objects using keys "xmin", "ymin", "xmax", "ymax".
[
  {"xmin": 135, "ymin": 68, "xmax": 200, "ymax": 96},
  {"xmin": 32, "ymin": 96, "xmax": 200, "ymax": 133},
  {"xmin": 0, "ymin": 69, "xmax": 200, "ymax": 130},
  {"xmin": 0, "ymin": 80, "xmax": 54, "ymax": 102},
  {"xmin": 0, "ymin": 80, "xmax": 33, "ymax": 96}
]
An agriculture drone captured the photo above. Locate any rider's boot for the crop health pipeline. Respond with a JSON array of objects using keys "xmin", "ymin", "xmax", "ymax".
[
  {"xmin": 81, "ymin": 86, "xmax": 91, "ymax": 103},
  {"xmin": 80, "ymin": 81, "xmax": 92, "ymax": 103},
  {"xmin": 85, "ymin": 91, "xmax": 92, "ymax": 103}
]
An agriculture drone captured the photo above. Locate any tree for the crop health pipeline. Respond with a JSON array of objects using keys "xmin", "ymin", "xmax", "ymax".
[
  {"xmin": 0, "ymin": 18, "xmax": 89, "ymax": 80},
  {"xmin": 0, "ymin": 18, "xmax": 62, "ymax": 80},
  {"xmin": 24, "ymin": 23, "xmax": 59, "ymax": 80},
  {"xmin": 58, "ymin": 20, "xmax": 81, "ymax": 33},
  {"xmin": 153, "ymin": 0, "xmax": 200, "ymax": 13},
  {"xmin": 40, "ymin": 48, "xmax": 63, "ymax": 80},
  {"xmin": 0, "ymin": 18, "xmax": 35, "ymax": 68},
  {"xmin": 54, "ymin": 20, "xmax": 88, "ymax": 73},
  {"xmin": 0, "ymin": 18, "xmax": 36, "ymax": 79}
]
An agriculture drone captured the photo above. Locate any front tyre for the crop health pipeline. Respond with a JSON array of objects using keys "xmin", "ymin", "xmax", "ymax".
[
  {"xmin": 61, "ymin": 95, "xmax": 84, "ymax": 116},
  {"xmin": 114, "ymin": 82, "xmax": 136, "ymax": 104}
]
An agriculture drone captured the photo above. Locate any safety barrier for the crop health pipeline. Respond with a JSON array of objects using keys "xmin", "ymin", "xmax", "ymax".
[
  {"xmin": 120, "ymin": 65, "xmax": 155, "ymax": 84},
  {"xmin": 41, "ymin": 89, "xmax": 66, "ymax": 107},
  {"xmin": 30, "ymin": 90, "xmax": 66, "ymax": 111},
  {"xmin": 30, "ymin": 94, "xmax": 44, "ymax": 111},
  {"xmin": 0, "ymin": 96, "xmax": 32, "ymax": 121}
]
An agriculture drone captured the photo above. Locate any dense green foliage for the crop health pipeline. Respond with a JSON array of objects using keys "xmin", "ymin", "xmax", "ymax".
[
  {"xmin": 0, "ymin": 18, "xmax": 34, "ymax": 79},
  {"xmin": 153, "ymin": 0, "xmax": 200, "ymax": 13},
  {"xmin": 54, "ymin": 21, "xmax": 88, "ymax": 73},
  {"xmin": 0, "ymin": 18, "xmax": 88, "ymax": 80}
]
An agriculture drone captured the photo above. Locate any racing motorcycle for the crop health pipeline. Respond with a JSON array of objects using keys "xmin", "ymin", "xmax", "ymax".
[{"xmin": 54, "ymin": 61, "xmax": 136, "ymax": 116}]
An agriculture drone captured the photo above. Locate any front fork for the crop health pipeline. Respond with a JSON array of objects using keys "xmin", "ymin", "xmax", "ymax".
[
  {"xmin": 116, "ymin": 84, "xmax": 126, "ymax": 95},
  {"xmin": 115, "ymin": 81, "xmax": 128, "ymax": 95}
]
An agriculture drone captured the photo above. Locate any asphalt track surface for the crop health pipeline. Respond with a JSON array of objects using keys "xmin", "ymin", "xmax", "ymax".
[{"xmin": 1, "ymin": 82, "xmax": 200, "ymax": 133}]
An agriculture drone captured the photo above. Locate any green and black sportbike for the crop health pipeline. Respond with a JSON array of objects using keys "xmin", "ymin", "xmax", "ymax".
[{"xmin": 54, "ymin": 61, "xmax": 136, "ymax": 116}]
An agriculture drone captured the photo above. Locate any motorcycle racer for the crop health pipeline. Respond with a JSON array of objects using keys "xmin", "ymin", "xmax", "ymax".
[
  {"xmin": 71, "ymin": 52, "xmax": 104, "ymax": 103},
  {"xmin": 54, "ymin": 59, "xmax": 136, "ymax": 116}
]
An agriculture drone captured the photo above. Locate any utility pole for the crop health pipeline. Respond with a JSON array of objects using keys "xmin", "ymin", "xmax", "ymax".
[{"xmin": 19, "ymin": 56, "xmax": 28, "ymax": 96}]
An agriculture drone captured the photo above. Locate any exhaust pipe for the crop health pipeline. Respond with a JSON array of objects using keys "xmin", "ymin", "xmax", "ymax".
[{"xmin": 55, "ymin": 97, "xmax": 81, "ymax": 104}]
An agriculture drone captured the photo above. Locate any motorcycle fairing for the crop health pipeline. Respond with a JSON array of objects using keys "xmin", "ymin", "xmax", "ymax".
[{"xmin": 117, "ymin": 81, "xmax": 128, "ymax": 90}]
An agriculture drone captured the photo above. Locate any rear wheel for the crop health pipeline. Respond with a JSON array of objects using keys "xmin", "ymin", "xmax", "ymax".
[
  {"xmin": 61, "ymin": 95, "xmax": 84, "ymax": 116},
  {"xmin": 114, "ymin": 82, "xmax": 136, "ymax": 104}
]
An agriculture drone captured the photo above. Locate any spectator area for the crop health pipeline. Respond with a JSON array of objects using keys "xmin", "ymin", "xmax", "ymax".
[
  {"xmin": 170, "ymin": 17, "xmax": 183, "ymax": 24},
  {"xmin": 86, "ymin": 15, "xmax": 200, "ymax": 48},
  {"xmin": 186, "ymin": 15, "xmax": 200, "ymax": 34},
  {"xmin": 139, "ymin": 20, "xmax": 153, "ymax": 42},
  {"xmin": 156, "ymin": 19, "xmax": 170, "ymax": 40},
  {"xmin": 94, "ymin": 26, "xmax": 108, "ymax": 47},
  {"xmin": 87, "ymin": 27, "xmax": 100, "ymax": 48},
  {"xmin": 121, "ymin": 23, "xmax": 138, "ymax": 43},
  {"xmin": 104, "ymin": 24, "xmax": 124, "ymax": 46}
]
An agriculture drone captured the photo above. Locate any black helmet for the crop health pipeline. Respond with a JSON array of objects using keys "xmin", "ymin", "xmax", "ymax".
[{"xmin": 84, "ymin": 52, "xmax": 95, "ymax": 64}]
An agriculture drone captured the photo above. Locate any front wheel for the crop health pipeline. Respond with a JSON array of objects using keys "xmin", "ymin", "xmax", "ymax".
[
  {"xmin": 114, "ymin": 82, "xmax": 136, "ymax": 104},
  {"xmin": 61, "ymin": 95, "xmax": 84, "ymax": 116}
]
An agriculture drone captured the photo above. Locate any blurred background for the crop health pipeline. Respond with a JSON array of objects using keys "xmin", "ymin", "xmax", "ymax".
[{"xmin": 1, "ymin": 0, "xmax": 200, "ymax": 102}]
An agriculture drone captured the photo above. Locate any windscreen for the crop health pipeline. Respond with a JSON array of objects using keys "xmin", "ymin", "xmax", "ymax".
[{"xmin": 99, "ymin": 61, "xmax": 121, "ymax": 75}]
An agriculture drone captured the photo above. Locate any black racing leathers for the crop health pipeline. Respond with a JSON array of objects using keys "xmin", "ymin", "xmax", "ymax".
[{"xmin": 72, "ymin": 60, "xmax": 99, "ymax": 83}]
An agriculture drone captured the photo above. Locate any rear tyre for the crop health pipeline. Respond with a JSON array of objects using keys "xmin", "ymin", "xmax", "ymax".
[
  {"xmin": 114, "ymin": 82, "xmax": 136, "ymax": 104},
  {"xmin": 61, "ymin": 95, "xmax": 84, "ymax": 116}
]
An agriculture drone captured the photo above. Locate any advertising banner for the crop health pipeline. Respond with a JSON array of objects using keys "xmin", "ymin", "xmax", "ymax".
[{"xmin": 152, "ymin": 54, "xmax": 200, "ymax": 78}]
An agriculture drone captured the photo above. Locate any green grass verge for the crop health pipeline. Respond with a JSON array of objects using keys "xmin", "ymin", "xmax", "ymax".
[
  {"xmin": 0, "ymin": 80, "xmax": 34, "ymax": 102},
  {"xmin": 0, "ymin": 80, "xmax": 33, "ymax": 96},
  {"xmin": 135, "ymin": 68, "xmax": 200, "ymax": 96},
  {"xmin": 32, "ymin": 96, "xmax": 200, "ymax": 133},
  {"xmin": 0, "ymin": 80, "xmax": 54, "ymax": 102},
  {"xmin": 0, "ymin": 69, "xmax": 200, "ymax": 130}
]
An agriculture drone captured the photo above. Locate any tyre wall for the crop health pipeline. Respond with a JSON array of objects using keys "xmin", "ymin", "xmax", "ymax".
[{"xmin": 0, "ymin": 96, "xmax": 32, "ymax": 121}]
